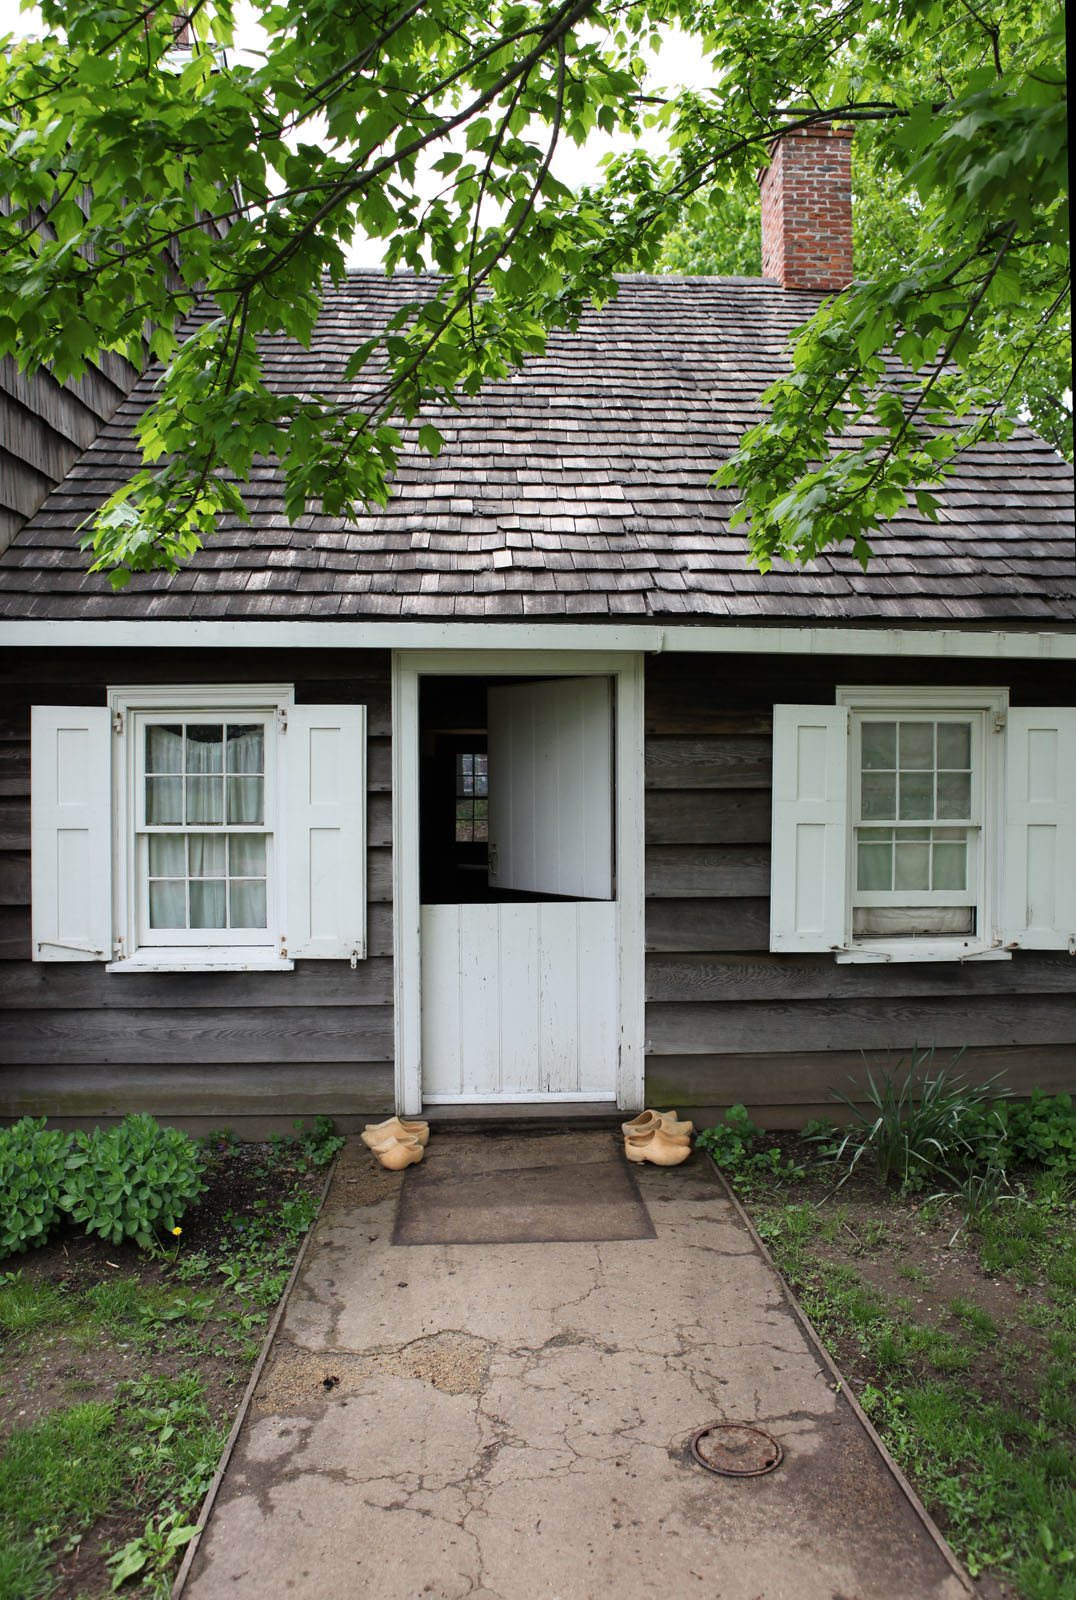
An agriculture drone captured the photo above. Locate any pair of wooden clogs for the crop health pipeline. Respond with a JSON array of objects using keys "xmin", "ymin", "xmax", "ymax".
[
  {"xmin": 361, "ymin": 1117, "xmax": 429, "ymax": 1169},
  {"xmin": 622, "ymin": 1108, "xmax": 695, "ymax": 1166}
]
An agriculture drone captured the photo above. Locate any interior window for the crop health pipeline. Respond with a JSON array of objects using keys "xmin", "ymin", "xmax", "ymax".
[{"xmin": 455, "ymin": 752, "xmax": 488, "ymax": 843}]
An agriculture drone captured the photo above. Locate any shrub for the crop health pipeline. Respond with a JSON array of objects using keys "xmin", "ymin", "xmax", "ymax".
[
  {"xmin": 60, "ymin": 1114, "xmax": 206, "ymax": 1249},
  {"xmin": 0, "ymin": 1117, "xmax": 71, "ymax": 1256},
  {"xmin": 810, "ymin": 1046, "xmax": 1008, "ymax": 1192}
]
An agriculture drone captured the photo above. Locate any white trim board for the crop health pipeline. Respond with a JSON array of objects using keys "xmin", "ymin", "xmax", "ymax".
[
  {"xmin": 391, "ymin": 649, "xmax": 646, "ymax": 1117},
  {"xmin": 3, "ymin": 620, "xmax": 1075, "ymax": 659}
]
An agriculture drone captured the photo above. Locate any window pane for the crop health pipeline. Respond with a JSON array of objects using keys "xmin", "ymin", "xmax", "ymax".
[
  {"xmin": 861, "ymin": 771, "xmax": 896, "ymax": 820},
  {"xmin": 190, "ymin": 880, "xmax": 227, "ymax": 929},
  {"xmin": 148, "ymin": 834, "xmax": 185, "ymax": 876},
  {"xmin": 899, "ymin": 722, "xmax": 934, "ymax": 770},
  {"xmin": 936, "ymin": 771, "xmax": 971, "ymax": 820},
  {"xmin": 857, "ymin": 841, "xmax": 892, "ymax": 891},
  {"xmin": 854, "ymin": 906, "xmax": 975, "ymax": 937},
  {"xmin": 146, "ymin": 725, "xmax": 183, "ymax": 773},
  {"xmin": 229, "ymin": 834, "xmax": 266, "ymax": 877},
  {"xmin": 894, "ymin": 841, "xmax": 930, "ymax": 891},
  {"xmin": 187, "ymin": 776, "xmax": 224, "ymax": 825},
  {"xmin": 229, "ymin": 880, "xmax": 267, "ymax": 928},
  {"xmin": 898, "ymin": 771, "xmax": 933, "ymax": 820},
  {"xmin": 226, "ymin": 725, "xmax": 264, "ymax": 773},
  {"xmin": 146, "ymin": 776, "xmax": 183, "ymax": 825},
  {"xmin": 189, "ymin": 834, "xmax": 226, "ymax": 877},
  {"xmin": 932, "ymin": 842, "xmax": 967, "ymax": 891},
  {"xmin": 227, "ymin": 776, "xmax": 264, "ymax": 825},
  {"xmin": 937, "ymin": 722, "xmax": 971, "ymax": 770},
  {"xmin": 474, "ymin": 754, "xmax": 488, "ymax": 797},
  {"xmin": 861, "ymin": 722, "xmax": 896, "ymax": 771},
  {"xmin": 186, "ymin": 725, "xmax": 223, "ymax": 773},
  {"xmin": 149, "ymin": 880, "xmax": 187, "ymax": 928}
]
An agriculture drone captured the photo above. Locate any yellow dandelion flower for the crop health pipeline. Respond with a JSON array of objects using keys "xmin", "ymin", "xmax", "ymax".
[{"xmin": 172, "ymin": 1226, "xmax": 182, "ymax": 1236}]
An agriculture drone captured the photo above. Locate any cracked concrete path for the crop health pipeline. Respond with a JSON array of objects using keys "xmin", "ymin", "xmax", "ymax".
[{"xmin": 181, "ymin": 1129, "xmax": 971, "ymax": 1600}]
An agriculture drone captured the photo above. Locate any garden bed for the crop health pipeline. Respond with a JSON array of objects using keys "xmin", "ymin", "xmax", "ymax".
[
  {"xmin": 721, "ymin": 1129, "xmax": 1076, "ymax": 1600},
  {"xmin": 0, "ymin": 1128, "xmax": 337, "ymax": 1600}
]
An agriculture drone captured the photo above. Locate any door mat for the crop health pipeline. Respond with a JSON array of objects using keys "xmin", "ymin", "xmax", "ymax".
[{"xmin": 392, "ymin": 1141, "xmax": 656, "ymax": 1246}]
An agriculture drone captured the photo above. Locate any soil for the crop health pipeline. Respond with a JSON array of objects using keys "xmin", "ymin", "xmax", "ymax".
[
  {"xmin": 743, "ymin": 1136, "xmax": 1062, "ymax": 1417},
  {"xmin": 0, "ymin": 1139, "xmax": 327, "ymax": 1600}
]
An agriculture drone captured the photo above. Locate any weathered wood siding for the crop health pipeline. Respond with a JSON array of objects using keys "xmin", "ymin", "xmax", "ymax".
[
  {"xmin": 643, "ymin": 652, "xmax": 1076, "ymax": 1127},
  {"xmin": 0, "ymin": 649, "xmax": 395, "ymax": 1129},
  {"xmin": 4, "ymin": 644, "xmax": 1074, "ymax": 1131}
]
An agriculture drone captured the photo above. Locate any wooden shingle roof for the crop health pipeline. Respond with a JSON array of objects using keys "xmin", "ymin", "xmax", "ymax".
[{"xmin": 1, "ymin": 271, "xmax": 1073, "ymax": 623}]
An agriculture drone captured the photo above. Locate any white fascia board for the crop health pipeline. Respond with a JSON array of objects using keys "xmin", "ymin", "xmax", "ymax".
[{"xmin": 1, "ymin": 619, "xmax": 1075, "ymax": 659}]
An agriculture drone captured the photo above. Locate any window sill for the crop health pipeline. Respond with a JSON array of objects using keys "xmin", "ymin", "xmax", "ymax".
[
  {"xmin": 106, "ymin": 949, "xmax": 295, "ymax": 974},
  {"xmin": 835, "ymin": 944, "xmax": 1011, "ymax": 965}
]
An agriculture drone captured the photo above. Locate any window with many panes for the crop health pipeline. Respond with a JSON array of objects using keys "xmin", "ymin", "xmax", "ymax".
[
  {"xmin": 454, "ymin": 751, "xmax": 488, "ymax": 842},
  {"xmin": 851, "ymin": 712, "xmax": 980, "ymax": 938},
  {"xmin": 138, "ymin": 717, "xmax": 273, "ymax": 943},
  {"xmin": 835, "ymin": 685, "xmax": 1007, "ymax": 956}
]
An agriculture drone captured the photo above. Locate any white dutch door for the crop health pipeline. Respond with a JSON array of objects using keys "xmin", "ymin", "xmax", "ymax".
[{"xmin": 421, "ymin": 677, "xmax": 618, "ymax": 1103}]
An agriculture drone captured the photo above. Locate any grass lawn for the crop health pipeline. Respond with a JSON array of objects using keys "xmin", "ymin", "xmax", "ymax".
[
  {"xmin": 721, "ymin": 1136, "xmax": 1076, "ymax": 1600},
  {"xmin": 0, "ymin": 1128, "xmax": 337, "ymax": 1600}
]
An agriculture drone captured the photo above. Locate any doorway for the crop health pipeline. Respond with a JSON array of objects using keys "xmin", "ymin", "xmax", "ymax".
[{"xmin": 392, "ymin": 651, "xmax": 645, "ymax": 1114}]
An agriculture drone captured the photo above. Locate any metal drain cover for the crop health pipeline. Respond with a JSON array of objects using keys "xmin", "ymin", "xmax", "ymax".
[{"xmin": 690, "ymin": 1423, "xmax": 783, "ymax": 1477}]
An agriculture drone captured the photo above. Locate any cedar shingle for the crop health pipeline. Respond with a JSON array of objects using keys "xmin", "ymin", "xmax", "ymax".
[{"xmin": 0, "ymin": 272, "xmax": 1071, "ymax": 623}]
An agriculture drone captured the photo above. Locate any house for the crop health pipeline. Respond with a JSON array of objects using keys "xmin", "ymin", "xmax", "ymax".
[{"xmin": 1, "ymin": 125, "xmax": 1073, "ymax": 1134}]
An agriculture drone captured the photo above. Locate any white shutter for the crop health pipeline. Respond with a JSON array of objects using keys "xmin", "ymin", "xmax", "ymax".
[
  {"xmin": 770, "ymin": 704, "xmax": 849, "ymax": 952},
  {"xmin": 285, "ymin": 704, "xmax": 367, "ymax": 960},
  {"xmin": 1003, "ymin": 707, "xmax": 1076, "ymax": 950},
  {"xmin": 31, "ymin": 705, "xmax": 112, "ymax": 962}
]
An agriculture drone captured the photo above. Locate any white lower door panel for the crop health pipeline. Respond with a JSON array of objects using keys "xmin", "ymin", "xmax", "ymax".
[{"xmin": 420, "ymin": 901, "xmax": 618, "ymax": 1101}]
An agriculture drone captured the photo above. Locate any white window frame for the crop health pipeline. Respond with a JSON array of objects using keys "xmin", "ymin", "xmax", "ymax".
[
  {"xmin": 834, "ymin": 685, "xmax": 1009, "ymax": 963},
  {"xmin": 107, "ymin": 684, "xmax": 295, "ymax": 972}
]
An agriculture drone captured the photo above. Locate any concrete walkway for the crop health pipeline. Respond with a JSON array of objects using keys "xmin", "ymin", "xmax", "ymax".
[{"xmin": 180, "ymin": 1129, "xmax": 972, "ymax": 1600}]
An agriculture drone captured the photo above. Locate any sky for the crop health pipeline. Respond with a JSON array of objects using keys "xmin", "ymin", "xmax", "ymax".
[{"xmin": 0, "ymin": 0, "xmax": 716, "ymax": 266}]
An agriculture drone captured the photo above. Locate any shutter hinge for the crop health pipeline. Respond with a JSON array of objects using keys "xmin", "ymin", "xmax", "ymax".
[
  {"xmin": 113, "ymin": 937, "xmax": 125, "ymax": 960},
  {"xmin": 112, "ymin": 710, "xmax": 124, "ymax": 735},
  {"xmin": 277, "ymin": 708, "xmax": 288, "ymax": 733},
  {"xmin": 350, "ymin": 947, "xmax": 361, "ymax": 969},
  {"xmin": 37, "ymin": 938, "xmax": 106, "ymax": 956},
  {"xmin": 993, "ymin": 713, "xmax": 1006, "ymax": 733},
  {"xmin": 279, "ymin": 935, "xmax": 288, "ymax": 959},
  {"xmin": 1068, "ymin": 935, "xmax": 1075, "ymax": 957}
]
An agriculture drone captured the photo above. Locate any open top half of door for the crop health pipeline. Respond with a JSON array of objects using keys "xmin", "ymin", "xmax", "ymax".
[{"xmin": 486, "ymin": 676, "xmax": 614, "ymax": 901}]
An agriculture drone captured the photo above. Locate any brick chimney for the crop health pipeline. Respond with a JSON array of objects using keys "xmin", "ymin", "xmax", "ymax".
[{"xmin": 759, "ymin": 123, "xmax": 853, "ymax": 292}]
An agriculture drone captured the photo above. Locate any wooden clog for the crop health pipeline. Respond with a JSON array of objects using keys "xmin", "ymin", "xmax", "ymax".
[{"xmin": 361, "ymin": 1117, "xmax": 429, "ymax": 1149}]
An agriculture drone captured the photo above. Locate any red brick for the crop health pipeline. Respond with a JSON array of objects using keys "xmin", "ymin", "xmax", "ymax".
[{"xmin": 758, "ymin": 124, "xmax": 853, "ymax": 292}]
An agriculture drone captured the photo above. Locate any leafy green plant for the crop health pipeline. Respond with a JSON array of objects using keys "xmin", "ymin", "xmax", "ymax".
[
  {"xmin": 294, "ymin": 1116, "xmax": 345, "ymax": 1172},
  {"xmin": 810, "ymin": 1048, "xmax": 1008, "ymax": 1192},
  {"xmin": 1003, "ymin": 1092, "xmax": 1076, "ymax": 1178},
  {"xmin": 107, "ymin": 1510, "xmax": 200, "ymax": 1595},
  {"xmin": 696, "ymin": 1105, "xmax": 803, "ymax": 1188},
  {"xmin": 60, "ymin": 1114, "xmax": 206, "ymax": 1249},
  {"xmin": 0, "ymin": 1117, "xmax": 71, "ymax": 1256}
]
